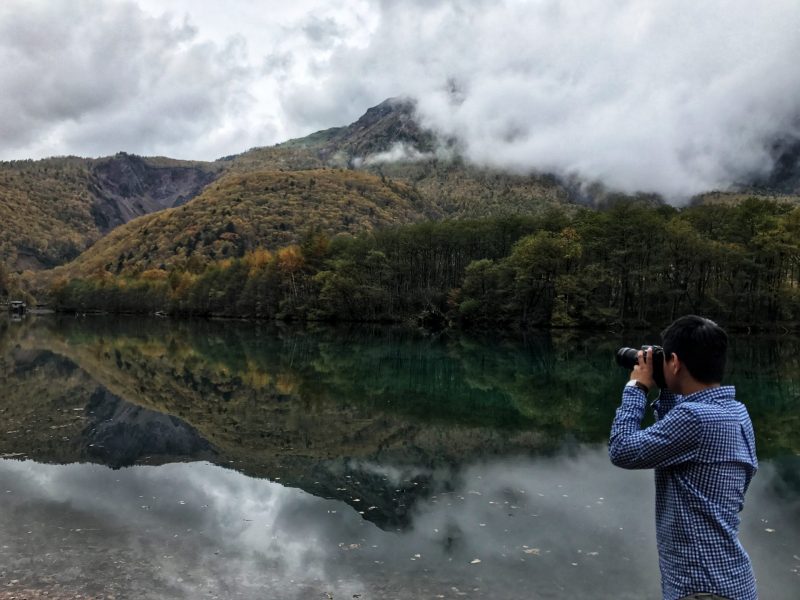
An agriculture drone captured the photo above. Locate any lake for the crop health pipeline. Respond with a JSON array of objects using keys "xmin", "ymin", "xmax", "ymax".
[{"xmin": 1, "ymin": 315, "xmax": 798, "ymax": 599}]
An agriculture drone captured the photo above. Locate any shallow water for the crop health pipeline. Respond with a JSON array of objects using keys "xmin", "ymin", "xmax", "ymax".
[{"xmin": 0, "ymin": 315, "xmax": 798, "ymax": 599}]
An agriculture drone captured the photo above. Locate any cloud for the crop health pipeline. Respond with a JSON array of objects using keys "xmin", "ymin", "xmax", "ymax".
[
  {"xmin": 0, "ymin": 0, "xmax": 260, "ymax": 160},
  {"xmin": 278, "ymin": 0, "xmax": 800, "ymax": 199},
  {"xmin": 1, "ymin": 0, "xmax": 799, "ymax": 199},
  {"xmin": 302, "ymin": 16, "xmax": 346, "ymax": 48},
  {"xmin": 353, "ymin": 141, "xmax": 437, "ymax": 167},
  {"xmin": 1, "ymin": 449, "xmax": 797, "ymax": 597}
]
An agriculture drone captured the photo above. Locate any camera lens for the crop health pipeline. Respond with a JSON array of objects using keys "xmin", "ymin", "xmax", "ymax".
[{"xmin": 615, "ymin": 347, "xmax": 639, "ymax": 369}]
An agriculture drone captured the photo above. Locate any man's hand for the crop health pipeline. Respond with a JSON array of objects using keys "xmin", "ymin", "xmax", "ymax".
[{"xmin": 630, "ymin": 347, "xmax": 656, "ymax": 391}]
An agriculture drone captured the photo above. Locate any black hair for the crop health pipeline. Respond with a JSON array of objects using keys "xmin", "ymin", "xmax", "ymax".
[{"xmin": 661, "ymin": 315, "xmax": 728, "ymax": 383}]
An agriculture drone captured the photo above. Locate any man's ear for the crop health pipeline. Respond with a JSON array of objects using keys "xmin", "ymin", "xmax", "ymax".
[{"xmin": 668, "ymin": 352, "xmax": 681, "ymax": 375}]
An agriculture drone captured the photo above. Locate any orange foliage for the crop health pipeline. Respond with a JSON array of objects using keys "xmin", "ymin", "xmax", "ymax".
[{"xmin": 140, "ymin": 269, "xmax": 168, "ymax": 281}]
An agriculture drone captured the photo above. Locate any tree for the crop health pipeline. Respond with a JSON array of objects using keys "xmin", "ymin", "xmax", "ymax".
[
  {"xmin": 0, "ymin": 261, "xmax": 8, "ymax": 298},
  {"xmin": 505, "ymin": 229, "xmax": 582, "ymax": 326}
]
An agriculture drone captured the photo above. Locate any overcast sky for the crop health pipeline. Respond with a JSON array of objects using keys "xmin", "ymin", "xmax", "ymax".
[{"xmin": 1, "ymin": 0, "xmax": 799, "ymax": 198}]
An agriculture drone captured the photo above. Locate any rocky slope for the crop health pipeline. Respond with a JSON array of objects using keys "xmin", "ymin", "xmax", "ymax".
[
  {"xmin": 0, "ymin": 154, "xmax": 220, "ymax": 271},
  {"xmin": 88, "ymin": 153, "xmax": 219, "ymax": 232},
  {"xmin": 46, "ymin": 168, "xmax": 431, "ymax": 277}
]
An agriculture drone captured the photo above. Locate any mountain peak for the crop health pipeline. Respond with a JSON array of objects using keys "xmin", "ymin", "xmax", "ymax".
[{"xmin": 267, "ymin": 97, "xmax": 435, "ymax": 167}]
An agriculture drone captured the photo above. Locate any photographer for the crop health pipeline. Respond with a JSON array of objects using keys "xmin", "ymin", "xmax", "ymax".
[{"xmin": 609, "ymin": 315, "xmax": 758, "ymax": 600}]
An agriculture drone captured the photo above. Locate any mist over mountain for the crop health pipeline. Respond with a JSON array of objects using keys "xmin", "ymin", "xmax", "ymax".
[
  {"xmin": 2, "ymin": 1, "xmax": 798, "ymax": 201},
  {"xmin": 276, "ymin": 1, "xmax": 800, "ymax": 200},
  {"xmin": 3, "ymin": 94, "xmax": 800, "ymax": 279},
  {"xmin": 0, "ymin": 92, "xmax": 800, "ymax": 280},
  {"xmin": 1, "ymin": 98, "xmax": 574, "ymax": 274}
]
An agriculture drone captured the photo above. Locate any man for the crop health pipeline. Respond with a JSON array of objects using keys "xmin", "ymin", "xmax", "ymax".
[{"xmin": 609, "ymin": 315, "xmax": 758, "ymax": 600}]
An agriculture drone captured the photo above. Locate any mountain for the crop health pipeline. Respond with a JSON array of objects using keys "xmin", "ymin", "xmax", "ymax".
[
  {"xmin": 226, "ymin": 97, "xmax": 572, "ymax": 217},
  {"xmin": 4, "ymin": 97, "xmax": 800, "ymax": 278},
  {"xmin": 46, "ymin": 168, "xmax": 432, "ymax": 277},
  {"xmin": 752, "ymin": 139, "xmax": 800, "ymax": 195},
  {"xmin": 0, "ymin": 153, "xmax": 220, "ymax": 270},
  {"xmin": 227, "ymin": 97, "xmax": 437, "ymax": 169},
  {"xmin": 0, "ymin": 99, "xmax": 571, "ymax": 276}
]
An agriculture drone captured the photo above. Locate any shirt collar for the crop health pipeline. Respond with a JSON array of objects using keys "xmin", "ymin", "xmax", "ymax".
[{"xmin": 683, "ymin": 385, "xmax": 736, "ymax": 404}]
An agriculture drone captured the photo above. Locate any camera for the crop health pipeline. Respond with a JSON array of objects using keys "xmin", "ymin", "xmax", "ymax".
[{"xmin": 616, "ymin": 345, "xmax": 666, "ymax": 389}]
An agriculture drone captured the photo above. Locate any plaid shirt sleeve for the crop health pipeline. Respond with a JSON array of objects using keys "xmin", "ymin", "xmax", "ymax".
[{"xmin": 608, "ymin": 386, "xmax": 701, "ymax": 469}]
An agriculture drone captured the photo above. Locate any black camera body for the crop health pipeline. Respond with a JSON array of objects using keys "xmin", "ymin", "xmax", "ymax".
[{"xmin": 616, "ymin": 345, "xmax": 666, "ymax": 389}]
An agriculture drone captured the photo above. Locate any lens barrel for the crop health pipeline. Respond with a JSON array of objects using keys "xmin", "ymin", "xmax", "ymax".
[
  {"xmin": 615, "ymin": 347, "xmax": 640, "ymax": 369},
  {"xmin": 615, "ymin": 345, "xmax": 666, "ymax": 389}
]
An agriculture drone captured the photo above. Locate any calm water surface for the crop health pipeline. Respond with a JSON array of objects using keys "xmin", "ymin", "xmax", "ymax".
[{"xmin": 0, "ymin": 316, "xmax": 798, "ymax": 599}]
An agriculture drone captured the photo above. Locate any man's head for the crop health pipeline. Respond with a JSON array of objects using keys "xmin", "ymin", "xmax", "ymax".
[{"xmin": 661, "ymin": 315, "xmax": 728, "ymax": 385}]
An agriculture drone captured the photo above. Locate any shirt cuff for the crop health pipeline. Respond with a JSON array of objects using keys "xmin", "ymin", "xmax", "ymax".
[
  {"xmin": 622, "ymin": 382, "xmax": 648, "ymax": 406},
  {"xmin": 625, "ymin": 379, "xmax": 649, "ymax": 393}
]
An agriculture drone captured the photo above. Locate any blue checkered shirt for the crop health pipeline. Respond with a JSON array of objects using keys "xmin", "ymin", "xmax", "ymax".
[{"xmin": 609, "ymin": 385, "xmax": 758, "ymax": 600}]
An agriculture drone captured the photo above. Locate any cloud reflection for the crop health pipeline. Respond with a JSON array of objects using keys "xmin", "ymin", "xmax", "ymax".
[{"xmin": 1, "ymin": 446, "xmax": 797, "ymax": 599}]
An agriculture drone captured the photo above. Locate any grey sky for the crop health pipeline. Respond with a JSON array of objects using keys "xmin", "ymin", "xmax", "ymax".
[{"xmin": 0, "ymin": 0, "xmax": 798, "ymax": 198}]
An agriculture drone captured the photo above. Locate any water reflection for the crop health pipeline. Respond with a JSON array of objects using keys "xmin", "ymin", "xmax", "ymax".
[
  {"xmin": 1, "ymin": 448, "xmax": 797, "ymax": 599},
  {"xmin": 84, "ymin": 388, "xmax": 216, "ymax": 468},
  {"xmin": 1, "ymin": 315, "xmax": 799, "ymax": 598}
]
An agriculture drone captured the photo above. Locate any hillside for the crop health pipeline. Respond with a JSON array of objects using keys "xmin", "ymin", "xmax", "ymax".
[
  {"xmin": 0, "ymin": 153, "xmax": 220, "ymax": 271},
  {"xmin": 0, "ymin": 157, "xmax": 98, "ymax": 270},
  {"xmin": 224, "ymin": 97, "xmax": 800, "ymax": 209},
  {"xmin": 225, "ymin": 98, "xmax": 574, "ymax": 216},
  {"xmin": 4, "ymin": 97, "xmax": 800, "ymax": 280},
  {"xmin": 47, "ymin": 168, "xmax": 432, "ymax": 277},
  {"xmin": 225, "ymin": 97, "xmax": 435, "ymax": 170},
  {"xmin": 0, "ymin": 100, "xmax": 572, "ymax": 276}
]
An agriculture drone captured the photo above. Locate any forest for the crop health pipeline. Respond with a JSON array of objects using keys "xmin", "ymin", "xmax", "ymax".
[{"xmin": 46, "ymin": 197, "xmax": 800, "ymax": 331}]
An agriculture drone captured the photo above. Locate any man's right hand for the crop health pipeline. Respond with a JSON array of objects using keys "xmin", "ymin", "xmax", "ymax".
[{"xmin": 629, "ymin": 346, "xmax": 656, "ymax": 391}]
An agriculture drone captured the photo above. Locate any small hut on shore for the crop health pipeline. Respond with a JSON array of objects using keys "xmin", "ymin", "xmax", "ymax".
[{"xmin": 8, "ymin": 300, "xmax": 26, "ymax": 315}]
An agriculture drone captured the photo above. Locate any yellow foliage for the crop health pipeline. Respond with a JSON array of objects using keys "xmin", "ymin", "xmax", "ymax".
[
  {"xmin": 40, "ymin": 169, "xmax": 427, "ymax": 279},
  {"xmin": 140, "ymin": 269, "xmax": 168, "ymax": 281},
  {"xmin": 241, "ymin": 369, "xmax": 272, "ymax": 390},
  {"xmin": 276, "ymin": 245, "xmax": 305, "ymax": 273},
  {"xmin": 169, "ymin": 271, "xmax": 197, "ymax": 299},
  {"xmin": 244, "ymin": 248, "xmax": 273, "ymax": 274}
]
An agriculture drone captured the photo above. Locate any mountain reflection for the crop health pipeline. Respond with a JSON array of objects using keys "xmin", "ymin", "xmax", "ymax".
[
  {"xmin": 84, "ymin": 388, "xmax": 216, "ymax": 468},
  {"xmin": 1, "ymin": 317, "xmax": 799, "ymax": 520},
  {"xmin": 1, "ymin": 315, "xmax": 799, "ymax": 598}
]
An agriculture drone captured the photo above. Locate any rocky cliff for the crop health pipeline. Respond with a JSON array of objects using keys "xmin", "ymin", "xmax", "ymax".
[{"xmin": 88, "ymin": 153, "xmax": 219, "ymax": 233}]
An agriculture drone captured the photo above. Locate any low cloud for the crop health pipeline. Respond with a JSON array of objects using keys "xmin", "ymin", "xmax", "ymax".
[
  {"xmin": 1, "ymin": 1, "xmax": 799, "ymax": 199},
  {"xmin": 279, "ymin": 0, "xmax": 800, "ymax": 199},
  {"xmin": 302, "ymin": 16, "xmax": 346, "ymax": 49},
  {"xmin": 353, "ymin": 141, "xmax": 438, "ymax": 167}
]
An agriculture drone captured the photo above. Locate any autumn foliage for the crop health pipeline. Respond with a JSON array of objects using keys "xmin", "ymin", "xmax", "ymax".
[{"xmin": 47, "ymin": 198, "xmax": 800, "ymax": 331}]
